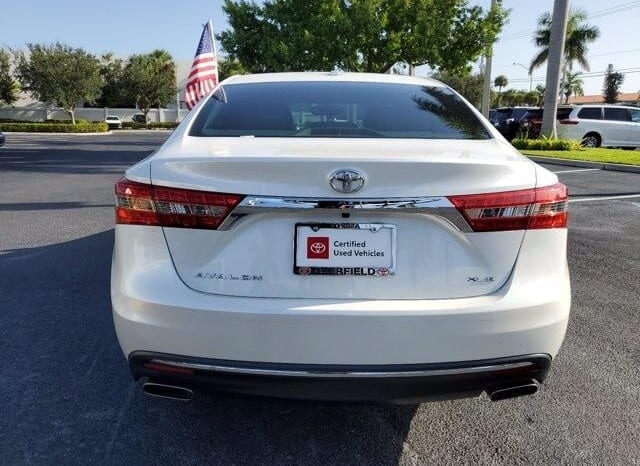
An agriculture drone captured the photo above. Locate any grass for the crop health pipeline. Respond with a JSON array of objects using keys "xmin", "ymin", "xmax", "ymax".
[{"xmin": 522, "ymin": 148, "xmax": 640, "ymax": 166}]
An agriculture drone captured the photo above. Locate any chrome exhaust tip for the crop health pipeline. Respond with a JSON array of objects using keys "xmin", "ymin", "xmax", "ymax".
[
  {"xmin": 489, "ymin": 381, "xmax": 539, "ymax": 401},
  {"xmin": 142, "ymin": 381, "xmax": 193, "ymax": 401}
]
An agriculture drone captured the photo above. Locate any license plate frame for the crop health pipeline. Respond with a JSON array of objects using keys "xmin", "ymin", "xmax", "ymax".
[{"xmin": 293, "ymin": 223, "xmax": 397, "ymax": 277}]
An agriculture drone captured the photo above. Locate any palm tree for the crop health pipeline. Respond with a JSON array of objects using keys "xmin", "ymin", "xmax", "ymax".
[
  {"xmin": 494, "ymin": 75, "xmax": 508, "ymax": 105},
  {"xmin": 529, "ymin": 9, "xmax": 600, "ymax": 74},
  {"xmin": 563, "ymin": 71, "xmax": 584, "ymax": 104}
]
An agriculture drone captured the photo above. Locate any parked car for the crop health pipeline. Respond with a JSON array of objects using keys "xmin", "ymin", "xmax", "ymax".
[
  {"xmin": 0, "ymin": 130, "xmax": 5, "ymax": 147},
  {"xmin": 490, "ymin": 106, "xmax": 538, "ymax": 140},
  {"xmin": 105, "ymin": 115, "xmax": 123, "ymax": 129},
  {"xmin": 112, "ymin": 72, "xmax": 570, "ymax": 403},
  {"xmin": 557, "ymin": 104, "xmax": 640, "ymax": 148},
  {"xmin": 131, "ymin": 113, "xmax": 148, "ymax": 124},
  {"xmin": 518, "ymin": 107, "xmax": 573, "ymax": 140}
]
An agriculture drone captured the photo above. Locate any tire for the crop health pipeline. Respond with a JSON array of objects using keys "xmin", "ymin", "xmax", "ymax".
[{"xmin": 581, "ymin": 133, "xmax": 601, "ymax": 148}]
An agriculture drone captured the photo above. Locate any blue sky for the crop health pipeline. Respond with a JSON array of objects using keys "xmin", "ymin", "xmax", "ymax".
[{"xmin": 2, "ymin": 0, "xmax": 639, "ymax": 94}]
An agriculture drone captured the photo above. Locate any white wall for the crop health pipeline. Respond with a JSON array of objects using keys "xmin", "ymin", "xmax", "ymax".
[{"xmin": 0, "ymin": 105, "xmax": 188, "ymax": 122}]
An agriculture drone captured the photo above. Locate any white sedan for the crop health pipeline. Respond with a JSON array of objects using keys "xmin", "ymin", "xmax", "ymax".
[{"xmin": 111, "ymin": 72, "xmax": 570, "ymax": 403}]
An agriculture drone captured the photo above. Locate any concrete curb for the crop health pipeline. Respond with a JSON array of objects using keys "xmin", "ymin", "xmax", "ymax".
[
  {"xmin": 114, "ymin": 129, "xmax": 174, "ymax": 133},
  {"xmin": 527, "ymin": 155, "xmax": 640, "ymax": 174},
  {"xmin": 2, "ymin": 131, "xmax": 113, "ymax": 136}
]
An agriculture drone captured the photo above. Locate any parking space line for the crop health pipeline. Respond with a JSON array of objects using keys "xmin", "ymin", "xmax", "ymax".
[
  {"xmin": 569, "ymin": 193, "xmax": 640, "ymax": 203},
  {"xmin": 554, "ymin": 168, "xmax": 601, "ymax": 174}
]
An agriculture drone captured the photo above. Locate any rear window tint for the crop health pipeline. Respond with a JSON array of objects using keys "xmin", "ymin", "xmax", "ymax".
[
  {"xmin": 604, "ymin": 107, "xmax": 630, "ymax": 121},
  {"xmin": 577, "ymin": 107, "xmax": 602, "ymax": 120},
  {"xmin": 556, "ymin": 108, "xmax": 573, "ymax": 120},
  {"xmin": 512, "ymin": 109, "xmax": 528, "ymax": 120},
  {"xmin": 523, "ymin": 110, "xmax": 542, "ymax": 119},
  {"xmin": 190, "ymin": 81, "xmax": 490, "ymax": 140}
]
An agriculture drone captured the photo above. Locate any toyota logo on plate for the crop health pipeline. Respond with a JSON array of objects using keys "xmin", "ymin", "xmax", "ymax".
[
  {"xmin": 310, "ymin": 242, "xmax": 326, "ymax": 254},
  {"xmin": 329, "ymin": 169, "xmax": 365, "ymax": 194}
]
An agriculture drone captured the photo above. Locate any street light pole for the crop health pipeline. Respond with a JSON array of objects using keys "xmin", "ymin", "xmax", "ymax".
[
  {"xmin": 513, "ymin": 62, "xmax": 532, "ymax": 92},
  {"xmin": 541, "ymin": 0, "xmax": 571, "ymax": 138}
]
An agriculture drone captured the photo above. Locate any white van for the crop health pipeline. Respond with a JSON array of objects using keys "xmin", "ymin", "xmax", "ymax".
[{"xmin": 557, "ymin": 104, "xmax": 640, "ymax": 149}]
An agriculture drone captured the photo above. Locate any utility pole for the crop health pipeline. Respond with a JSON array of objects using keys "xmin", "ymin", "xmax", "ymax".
[
  {"xmin": 481, "ymin": 0, "xmax": 498, "ymax": 118},
  {"xmin": 541, "ymin": 0, "xmax": 571, "ymax": 138}
]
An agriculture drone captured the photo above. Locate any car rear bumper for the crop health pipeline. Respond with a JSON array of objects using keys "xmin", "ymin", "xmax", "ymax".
[
  {"xmin": 112, "ymin": 225, "xmax": 570, "ymax": 367},
  {"xmin": 130, "ymin": 351, "xmax": 551, "ymax": 403}
]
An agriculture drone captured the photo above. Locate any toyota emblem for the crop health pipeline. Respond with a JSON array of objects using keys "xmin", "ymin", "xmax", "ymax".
[
  {"xmin": 329, "ymin": 169, "xmax": 365, "ymax": 194},
  {"xmin": 310, "ymin": 242, "xmax": 326, "ymax": 254}
]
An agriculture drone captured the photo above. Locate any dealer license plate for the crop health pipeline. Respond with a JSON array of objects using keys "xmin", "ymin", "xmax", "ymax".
[{"xmin": 294, "ymin": 223, "xmax": 396, "ymax": 276}]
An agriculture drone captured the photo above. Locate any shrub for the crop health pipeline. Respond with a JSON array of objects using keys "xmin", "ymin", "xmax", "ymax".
[
  {"xmin": 511, "ymin": 137, "xmax": 583, "ymax": 151},
  {"xmin": 118, "ymin": 121, "xmax": 178, "ymax": 130},
  {"xmin": 149, "ymin": 122, "xmax": 178, "ymax": 129},
  {"xmin": 0, "ymin": 122, "xmax": 109, "ymax": 133},
  {"xmin": 120, "ymin": 122, "xmax": 147, "ymax": 129}
]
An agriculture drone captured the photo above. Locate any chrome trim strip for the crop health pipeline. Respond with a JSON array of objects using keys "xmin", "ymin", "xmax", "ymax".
[
  {"xmin": 219, "ymin": 196, "xmax": 472, "ymax": 232},
  {"xmin": 151, "ymin": 359, "xmax": 533, "ymax": 379}
]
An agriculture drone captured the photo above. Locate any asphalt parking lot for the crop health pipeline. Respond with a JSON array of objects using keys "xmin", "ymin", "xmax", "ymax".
[{"xmin": 1, "ymin": 132, "xmax": 639, "ymax": 465}]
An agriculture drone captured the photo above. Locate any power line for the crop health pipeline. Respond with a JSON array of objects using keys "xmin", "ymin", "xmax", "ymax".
[
  {"xmin": 499, "ymin": 0, "xmax": 640, "ymax": 42},
  {"xmin": 507, "ymin": 67, "xmax": 640, "ymax": 83},
  {"xmin": 590, "ymin": 47, "xmax": 640, "ymax": 58}
]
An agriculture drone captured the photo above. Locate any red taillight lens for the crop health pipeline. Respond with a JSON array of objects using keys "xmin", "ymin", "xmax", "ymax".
[
  {"xmin": 115, "ymin": 178, "xmax": 243, "ymax": 229},
  {"xmin": 448, "ymin": 183, "xmax": 568, "ymax": 232},
  {"xmin": 559, "ymin": 119, "xmax": 579, "ymax": 125}
]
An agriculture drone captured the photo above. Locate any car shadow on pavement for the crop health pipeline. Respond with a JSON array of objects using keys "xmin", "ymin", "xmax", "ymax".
[{"xmin": 0, "ymin": 230, "xmax": 418, "ymax": 465}]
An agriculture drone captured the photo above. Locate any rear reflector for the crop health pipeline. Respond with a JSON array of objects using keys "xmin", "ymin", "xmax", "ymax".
[
  {"xmin": 448, "ymin": 183, "xmax": 568, "ymax": 231},
  {"xmin": 559, "ymin": 119, "xmax": 579, "ymax": 125},
  {"xmin": 115, "ymin": 178, "xmax": 243, "ymax": 229}
]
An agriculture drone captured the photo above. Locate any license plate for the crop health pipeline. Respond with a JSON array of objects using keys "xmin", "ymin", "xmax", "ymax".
[{"xmin": 294, "ymin": 223, "xmax": 396, "ymax": 276}]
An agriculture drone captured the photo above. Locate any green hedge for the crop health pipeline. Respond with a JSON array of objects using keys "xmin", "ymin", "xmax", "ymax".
[
  {"xmin": 118, "ymin": 121, "xmax": 178, "ymax": 130},
  {"xmin": 0, "ymin": 122, "xmax": 109, "ymax": 133},
  {"xmin": 121, "ymin": 122, "xmax": 148, "ymax": 129},
  {"xmin": 512, "ymin": 138, "xmax": 583, "ymax": 151}
]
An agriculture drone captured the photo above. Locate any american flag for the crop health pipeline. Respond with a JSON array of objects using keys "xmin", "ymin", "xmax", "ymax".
[{"xmin": 184, "ymin": 21, "xmax": 219, "ymax": 110}]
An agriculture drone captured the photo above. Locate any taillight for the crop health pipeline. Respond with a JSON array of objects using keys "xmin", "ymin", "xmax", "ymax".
[
  {"xmin": 448, "ymin": 183, "xmax": 568, "ymax": 232},
  {"xmin": 115, "ymin": 178, "xmax": 243, "ymax": 229},
  {"xmin": 559, "ymin": 119, "xmax": 579, "ymax": 125}
]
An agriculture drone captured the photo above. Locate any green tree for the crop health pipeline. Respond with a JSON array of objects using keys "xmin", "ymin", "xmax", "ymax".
[
  {"xmin": 524, "ymin": 90, "xmax": 540, "ymax": 106},
  {"xmin": 563, "ymin": 71, "xmax": 583, "ymax": 104},
  {"xmin": 15, "ymin": 43, "xmax": 101, "ymax": 123},
  {"xmin": 219, "ymin": 58, "xmax": 247, "ymax": 81},
  {"xmin": 494, "ymin": 74, "xmax": 508, "ymax": 104},
  {"xmin": 219, "ymin": 0, "xmax": 507, "ymax": 74},
  {"xmin": 529, "ymin": 9, "xmax": 600, "ymax": 74},
  {"xmin": 432, "ymin": 70, "xmax": 484, "ymax": 109},
  {"xmin": 124, "ymin": 50, "xmax": 176, "ymax": 120},
  {"xmin": 0, "ymin": 49, "xmax": 20, "ymax": 105},
  {"xmin": 95, "ymin": 53, "xmax": 133, "ymax": 108},
  {"xmin": 500, "ymin": 89, "xmax": 526, "ymax": 107},
  {"xmin": 602, "ymin": 64, "xmax": 624, "ymax": 104}
]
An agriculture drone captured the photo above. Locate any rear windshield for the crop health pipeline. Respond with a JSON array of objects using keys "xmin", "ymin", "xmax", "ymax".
[
  {"xmin": 491, "ymin": 108, "xmax": 514, "ymax": 123},
  {"xmin": 556, "ymin": 108, "xmax": 573, "ymax": 120},
  {"xmin": 189, "ymin": 81, "xmax": 490, "ymax": 139}
]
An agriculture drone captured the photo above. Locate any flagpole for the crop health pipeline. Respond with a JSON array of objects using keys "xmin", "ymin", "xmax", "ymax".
[{"xmin": 208, "ymin": 19, "xmax": 219, "ymax": 84}]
